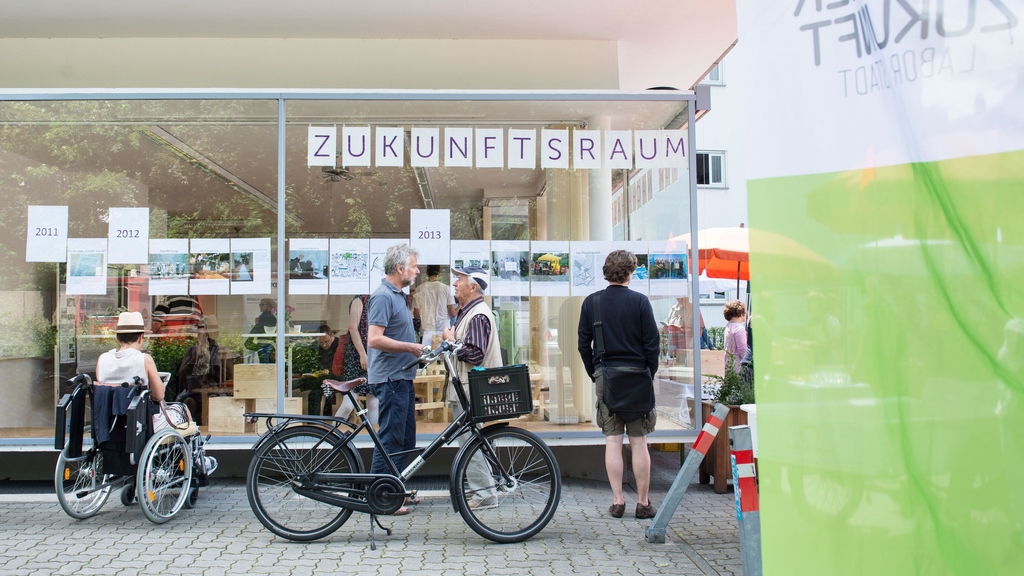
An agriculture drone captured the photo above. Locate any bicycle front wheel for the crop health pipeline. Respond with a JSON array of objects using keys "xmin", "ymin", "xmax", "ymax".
[
  {"xmin": 454, "ymin": 426, "xmax": 561, "ymax": 543},
  {"xmin": 247, "ymin": 425, "xmax": 360, "ymax": 541},
  {"xmin": 55, "ymin": 448, "xmax": 111, "ymax": 519}
]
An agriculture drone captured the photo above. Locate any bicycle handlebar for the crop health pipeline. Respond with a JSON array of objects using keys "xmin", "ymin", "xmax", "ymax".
[{"xmin": 400, "ymin": 340, "xmax": 463, "ymax": 371}]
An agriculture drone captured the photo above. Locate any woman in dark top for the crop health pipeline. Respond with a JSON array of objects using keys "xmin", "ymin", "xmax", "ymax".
[
  {"xmin": 577, "ymin": 250, "xmax": 661, "ymax": 520},
  {"xmin": 322, "ymin": 296, "xmax": 378, "ymax": 424},
  {"xmin": 177, "ymin": 315, "xmax": 231, "ymax": 425}
]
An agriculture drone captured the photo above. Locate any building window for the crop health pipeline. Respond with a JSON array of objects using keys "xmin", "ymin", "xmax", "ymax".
[
  {"xmin": 696, "ymin": 151, "xmax": 726, "ymax": 187},
  {"xmin": 702, "ymin": 63, "xmax": 724, "ymax": 86}
]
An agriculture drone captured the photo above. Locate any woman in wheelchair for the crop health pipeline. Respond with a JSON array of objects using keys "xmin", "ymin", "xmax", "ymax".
[
  {"xmin": 95, "ymin": 312, "xmax": 190, "ymax": 431},
  {"xmin": 56, "ymin": 312, "xmax": 216, "ymax": 523}
]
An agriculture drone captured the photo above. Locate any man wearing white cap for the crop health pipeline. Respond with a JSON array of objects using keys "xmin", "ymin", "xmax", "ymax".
[{"xmin": 442, "ymin": 265, "xmax": 502, "ymax": 509}]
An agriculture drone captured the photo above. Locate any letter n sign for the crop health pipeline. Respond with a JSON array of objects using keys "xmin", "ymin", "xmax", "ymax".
[{"xmin": 308, "ymin": 126, "xmax": 337, "ymax": 167}]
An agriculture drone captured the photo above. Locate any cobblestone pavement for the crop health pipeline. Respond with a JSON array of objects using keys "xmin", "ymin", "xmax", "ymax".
[{"xmin": 0, "ymin": 451, "xmax": 742, "ymax": 576}]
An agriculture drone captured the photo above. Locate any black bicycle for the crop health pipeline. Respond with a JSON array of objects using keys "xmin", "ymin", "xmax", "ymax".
[{"xmin": 244, "ymin": 340, "xmax": 561, "ymax": 546}]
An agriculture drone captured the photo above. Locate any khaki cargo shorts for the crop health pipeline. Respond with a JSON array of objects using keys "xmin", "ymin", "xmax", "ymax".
[{"xmin": 594, "ymin": 367, "xmax": 657, "ymax": 437}]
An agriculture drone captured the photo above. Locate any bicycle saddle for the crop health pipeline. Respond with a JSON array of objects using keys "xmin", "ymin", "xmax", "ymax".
[{"xmin": 323, "ymin": 378, "xmax": 367, "ymax": 393}]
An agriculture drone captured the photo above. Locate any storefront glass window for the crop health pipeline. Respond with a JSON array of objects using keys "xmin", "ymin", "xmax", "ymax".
[
  {"xmin": 282, "ymin": 98, "xmax": 697, "ymax": 437},
  {"xmin": 0, "ymin": 94, "xmax": 697, "ymax": 441},
  {"xmin": 0, "ymin": 99, "xmax": 278, "ymax": 438}
]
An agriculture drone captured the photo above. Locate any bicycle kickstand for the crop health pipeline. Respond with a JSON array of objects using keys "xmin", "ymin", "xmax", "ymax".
[{"xmin": 368, "ymin": 514, "xmax": 392, "ymax": 550}]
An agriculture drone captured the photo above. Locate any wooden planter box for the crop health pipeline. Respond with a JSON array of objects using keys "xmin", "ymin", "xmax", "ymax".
[
  {"xmin": 699, "ymin": 400, "xmax": 749, "ymax": 494},
  {"xmin": 233, "ymin": 364, "xmax": 277, "ymax": 399}
]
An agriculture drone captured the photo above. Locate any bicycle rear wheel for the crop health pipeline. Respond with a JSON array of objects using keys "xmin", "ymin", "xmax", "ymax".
[
  {"xmin": 454, "ymin": 426, "xmax": 561, "ymax": 543},
  {"xmin": 247, "ymin": 424, "xmax": 360, "ymax": 541},
  {"xmin": 55, "ymin": 448, "xmax": 111, "ymax": 519}
]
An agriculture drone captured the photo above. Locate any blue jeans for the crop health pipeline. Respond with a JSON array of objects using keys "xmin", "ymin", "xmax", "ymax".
[
  {"xmin": 700, "ymin": 327, "xmax": 713, "ymax": 350},
  {"xmin": 370, "ymin": 378, "xmax": 417, "ymax": 475}
]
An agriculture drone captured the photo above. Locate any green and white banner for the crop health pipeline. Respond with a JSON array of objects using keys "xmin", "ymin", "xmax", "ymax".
[{"xmin": 738, "ymin": 1, "xmax": 1024, "ymax": 574}]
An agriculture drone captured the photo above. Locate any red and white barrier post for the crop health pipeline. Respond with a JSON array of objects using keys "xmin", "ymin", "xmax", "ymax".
[
  {"xmin": 646, "ymin": 402, "xmax": 731, "ymax": 543},
  {"xmin": 729, "ymin": 425, "xmax": 762, "ymax": 576}
]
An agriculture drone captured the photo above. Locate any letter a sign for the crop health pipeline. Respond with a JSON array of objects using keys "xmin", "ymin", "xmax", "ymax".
[{"xmin": 308, "ymin": 126, "xmax": 337, "ymax": 167}]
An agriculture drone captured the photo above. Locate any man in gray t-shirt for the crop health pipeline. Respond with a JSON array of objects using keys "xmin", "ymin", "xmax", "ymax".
[{"xmin": 366, "ymin": 245, "xmax": 424, "ymax": 513}]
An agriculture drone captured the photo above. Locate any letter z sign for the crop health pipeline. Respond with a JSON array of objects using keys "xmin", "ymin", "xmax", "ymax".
[{"xmin": 308, "ymin": 126, "xmax": 337, "ymax": 167}]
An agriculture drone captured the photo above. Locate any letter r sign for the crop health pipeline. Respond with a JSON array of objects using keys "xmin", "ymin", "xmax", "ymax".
[{"xmin": 307, "ymin": 126, "xmax": 337, "ymax": 167}]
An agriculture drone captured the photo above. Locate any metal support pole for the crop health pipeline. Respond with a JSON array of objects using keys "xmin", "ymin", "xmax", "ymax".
[
  {"xmin": 730, "ymin": 425, "xmax": 762, "ymax": 576},
  {"xmin": 646, "ymin": 402, "xmax": 730, "ymax": 543},
  {"xmin": 276, "ymin": 98, "xmax": 286, "ymax": 413}
]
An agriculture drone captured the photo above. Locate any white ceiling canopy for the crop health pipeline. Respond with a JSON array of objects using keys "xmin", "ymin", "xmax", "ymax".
[
  {"xmin": 1, "ymin": 0, "xmax": 718, "ymax": 41},
  {"xmin": 0, "ymin": 1, "xmax": 737, "ymax": 90}
]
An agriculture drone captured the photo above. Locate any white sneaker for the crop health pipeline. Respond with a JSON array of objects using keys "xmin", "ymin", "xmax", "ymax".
[{"xmin": 203, "ymin": 456, "xmax": 218, "ymax": 475}]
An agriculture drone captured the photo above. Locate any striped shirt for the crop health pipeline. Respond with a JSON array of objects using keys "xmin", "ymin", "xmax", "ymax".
[{"xmin": 453, "ymin": 297, "xmax": 491, "ymax": 367}]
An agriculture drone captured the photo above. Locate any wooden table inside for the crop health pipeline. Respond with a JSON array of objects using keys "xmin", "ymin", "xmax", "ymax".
[{"xmin": 414, "ymin": 374, "xmax": 448, "ymax": 422}]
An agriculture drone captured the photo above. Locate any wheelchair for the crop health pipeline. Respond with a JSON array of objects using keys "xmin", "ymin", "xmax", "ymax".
[{"xmin": 54, "ymin": 373, "xmax": 217, "ymax": 524}]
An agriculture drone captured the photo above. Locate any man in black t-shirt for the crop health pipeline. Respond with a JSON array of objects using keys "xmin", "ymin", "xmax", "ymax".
[{"xmin": 578, "ymin": 250, "xmax": 661, "ymax": 520}]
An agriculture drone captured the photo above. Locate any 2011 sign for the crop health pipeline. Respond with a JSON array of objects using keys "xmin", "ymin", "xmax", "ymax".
[{"xmin": 34, "ymin": 227, "xmax": 59, "ymax": 237}]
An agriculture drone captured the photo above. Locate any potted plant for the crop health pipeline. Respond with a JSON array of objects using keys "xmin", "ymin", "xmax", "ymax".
[
  {"xmin": 697, "ymin": 355, "xmax": 755, "ymax": 493},
  {"xmin": 289, "ymin": 343, "xmax": 325, "ymax": 415}
]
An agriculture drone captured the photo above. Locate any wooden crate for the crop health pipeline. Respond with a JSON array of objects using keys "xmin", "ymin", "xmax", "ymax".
[
  {"xmin": 207, "ymin": 396, "xmax": 247, "ymax": 435},
  {"xmin": 253, "ymin": 397, "xmax": 302, "ymax": 435},
  {"xmin": 207, "ymin": 395, "xmax": 302, "ymax": 435},
  {"xmin": 700, "ymin": 350, "xmax": 726, "ymax": 379},
  {"xmin": 233, "ymin": 364, "xmax": 277, "ymax": 399}
]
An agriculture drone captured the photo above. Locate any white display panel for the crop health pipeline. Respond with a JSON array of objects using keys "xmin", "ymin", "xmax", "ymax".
[
  {"xmin": 66, "ymin": 238, "xmax": 107, "ymax": 295},
  {"xmin": 189, "ymin": 238, "xmax": 231, "ymax": 295},
  {"xmin": 620, "ymin": 240, "xmax": 650, "ymax": 295},
  {"xmin": 647, "ymin": 239, "xmax": 689, "ymax": 296},
  {"xmin": 148, "ymin": 238, "xmax": 189, "ymax": 296},
  {"xmin": 370, "ymin": 238, "xmax": 412, "ymax": 293},
  {"xmin": 529, "ymin": 241, "xmax": 570, "ymax": 297},
  {"xmin": 230, "ymin": 238, "xmax": 272, "ymax": 295},
  {"xmin": 288, "ymin": 238, "xmax": 329, "ymax": 295},
  {"xmin": 450, "ymin": 240, "xmax": 491, "ymax": 296},
  {"xmin": 107, "ymin": 207, "xmax": 150, "ymax": 264},
  {"xmin": 570, "ymin": 241, "xmax": 611, "ymax": 296},
  {"xmin": 409, "ymin": 209, "xmax": 450, "ymax": 265},
  {"xmin": 329, "ymin": 238, "xmax": 371, "ymax": 295},
  {"xmin": 489, "ymin": 240, "xmax": 530, "ymax": 297},
  {"xmin": 26, "ymin": 205, "xmax": 68, "ymax": 262}
]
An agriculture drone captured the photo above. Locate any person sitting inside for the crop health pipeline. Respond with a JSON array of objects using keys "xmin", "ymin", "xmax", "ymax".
[
  {"xmin": 96, "ymin": 311, "xmax": 187, "ymax": 432},
  {"xmin": 318, "ymin": 323, "xmax": 379, "ymax": 423},
  {"xmin": 177, "ymin": 315, "xmax": 231, "ymax": 425}
]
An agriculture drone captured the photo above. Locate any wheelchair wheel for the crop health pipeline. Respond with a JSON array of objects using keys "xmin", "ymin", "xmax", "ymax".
[
  {"xmin": 136, "ymin": 428, "xmax": 193, "ymax": 524},
  {"xmin": 247, "ymin": 424, "xmax": 361, "ymax": 541},
  {"xmin": 453, "ymin": 426, "xmax": 561, "ymax": 543},
  {"xmin": 55, "ymin": 448, "xmax": 111, "ymax": 519},
  {"xmin": 120, "ymin": 483, "xmax": 136, "ymax": 506}
]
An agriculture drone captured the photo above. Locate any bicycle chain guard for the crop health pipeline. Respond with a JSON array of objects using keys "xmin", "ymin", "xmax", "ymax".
[{"xmin": 366, "ymin": 477, "xmax": 406, "ymax": 515}]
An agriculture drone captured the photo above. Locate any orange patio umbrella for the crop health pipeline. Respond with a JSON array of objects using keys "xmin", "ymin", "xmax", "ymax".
[{"xmin": 672, "ymin": 226, "xmax": 830, "ymax": 294}]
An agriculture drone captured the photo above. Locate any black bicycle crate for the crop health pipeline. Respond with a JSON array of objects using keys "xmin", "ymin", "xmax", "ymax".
[{"xmin": 468, "ymin": 364, "xmax": 533, "ymax": 422}]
